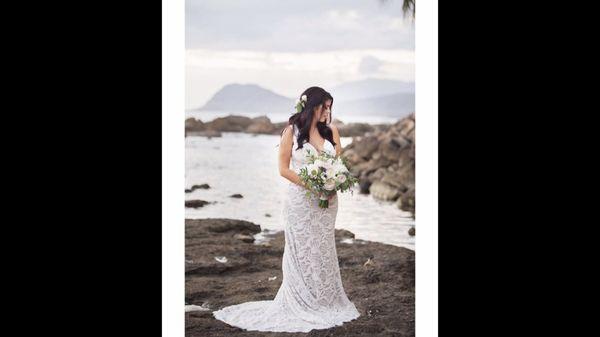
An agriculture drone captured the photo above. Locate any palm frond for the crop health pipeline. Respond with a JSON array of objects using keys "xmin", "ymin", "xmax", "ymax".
[{"xmin": 378, "ymin": 0, "xmax": 415, "ymax": 18}]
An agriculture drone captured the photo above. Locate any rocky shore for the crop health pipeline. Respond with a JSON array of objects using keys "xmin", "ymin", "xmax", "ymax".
[
  {"xmin": 185, "ymin": 114, "xmax": 394, "ymax": 138},
  {"xmin": 185, "ymin": 115, "xmax": 288, "ymax": 137},
  {"xmin": 185, "ymin": 218, "xmax": 415, "ymax": 337},
  {"xmin": 341, "ymin": 114, "xmax": 415, "ymax": 215}
]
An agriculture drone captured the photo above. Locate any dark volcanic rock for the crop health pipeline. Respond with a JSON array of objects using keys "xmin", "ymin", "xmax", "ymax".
[
  {"xmin": 186, "ymin": 184, "xmax": 211, "ymax": 193},
  {"xmin": 186, "ymin": 118, "xmax": 206, "ymax": 132},
  {"xmin": 205, "ymin": 115, "xmax": 253, "ymax": 132},
  {"xmin": 185, "ymin": 218, "xmax": 415, "ymax": 337},
  {"xmin": 185, "ymin": 200, "xmax": 212, "ymax": 208},
  {"xmin": 342, "ymin": 114, "xmax": 415, "ymax": 216}
]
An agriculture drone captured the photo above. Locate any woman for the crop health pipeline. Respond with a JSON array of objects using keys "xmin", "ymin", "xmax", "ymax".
[{"xmin": 212, "ymin": 87, "xmax": 360, "ymax": 332}]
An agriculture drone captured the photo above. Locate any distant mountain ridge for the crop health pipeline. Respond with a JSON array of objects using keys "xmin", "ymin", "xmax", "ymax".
[
  {"xmin": 333, "ymin": 92, "xmax": 414, "ymax": 119},
  {"xmin": 330, "ymin": 78, "xmax": 414, "ymax": 101},
  {"xmin": 193, "ymin": 79, "xmax": 414, "ymax": 118},
  {"xmin": 197, "ymin": 83, "xmax": 294, "ymax": 114}
]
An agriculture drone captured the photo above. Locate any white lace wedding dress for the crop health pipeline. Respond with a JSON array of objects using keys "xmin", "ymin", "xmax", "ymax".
[{"xmin": 212, "ymin": 124, "xmax": 360, "ymax": 333}]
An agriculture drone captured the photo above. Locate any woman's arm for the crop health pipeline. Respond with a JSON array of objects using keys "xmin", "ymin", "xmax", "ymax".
[
  {"xmin": 279, "ymin": 126, "xmax": 307, "ymax": 187},
  {"xmin": 330, "ymin": 124, "xmax": 342, "ymax": 156}
]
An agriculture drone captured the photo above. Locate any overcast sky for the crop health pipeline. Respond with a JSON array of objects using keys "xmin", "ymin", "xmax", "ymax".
[{"xmin": 185, "ymin": 0, "xmax": 414, "ymax": 109}]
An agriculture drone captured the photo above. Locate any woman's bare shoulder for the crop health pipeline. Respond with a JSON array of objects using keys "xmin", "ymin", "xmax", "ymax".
[{"xmin": 281, "ymin": 124, "xmax": 293, "ymax": 139}]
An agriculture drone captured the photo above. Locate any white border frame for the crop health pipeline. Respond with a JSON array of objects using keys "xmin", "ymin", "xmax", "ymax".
[
  {"xmin": 415, "ymin": 1, "xmax": 438, "ymax": 337},
  {"xmin": 163, "ymin": 0, "xmax": 184, "ymax": 336}
]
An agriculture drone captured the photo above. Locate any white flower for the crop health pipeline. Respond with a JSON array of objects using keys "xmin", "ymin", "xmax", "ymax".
[
  {"xmin": 335, "ymin": 162, "xmax": 348, "ymax": 173},
  {"xmin": 301, "ymin": 94, "xmax": 307, "ymax": 102},
  {"xmin": 333, "ymin": 162, "xmax": 348, "ymax": 175},
  {"xmin": 314, "ymin": 159, "xmax": 327, "ymax": 169},
  {"xmin": 324, "ymin": 179, "xmax": 336, "ymax": 191},
  {"xmin": 307, "ymin": 163, "xmax": 320, "ymax": 177},
  {"xmin": 336, "ymin": 174, "xmax": 347, "ymax": 184}
]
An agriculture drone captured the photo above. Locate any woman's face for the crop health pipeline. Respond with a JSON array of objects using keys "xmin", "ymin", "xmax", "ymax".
[{"xmin": 315, "ymin": 99, "xmax": 332, "ymax": 123}]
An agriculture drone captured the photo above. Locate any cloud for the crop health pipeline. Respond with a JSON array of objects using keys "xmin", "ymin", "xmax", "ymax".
[
  {"xmin": 185, "ymin": 48, "xmax": 414, "ymax": 109},
  {"xmin": 186, "ymin": 49, "xmax": 413, "ymax": 74},
  {"xmin": 185, "ymin": 0, "xmax": 414, "ymax": 52},
  {"xmin": 327, "ymin": 9, "xmax": 360, "ymax": 21},
  {"xmin": 185, "ymin": 0, "xmax": 414, "ymax": 109},
  {"xmin": 359, "ymin": 56, "xmax": 384, "ymax": 74}
]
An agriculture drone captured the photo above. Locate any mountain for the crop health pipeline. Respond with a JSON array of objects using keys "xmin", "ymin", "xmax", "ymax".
[
  {"xmin": 332, "ymin": 92, "xmax": 414, "ymax": 120},
  {"xmin": 330, "ymin": 78, "xmax": 414, "ymax": 102},
  {"xmin": 196, "ymin": 83, "xmax": 294, "ymax": 113},
  {"xmin": 192, "ymin": 80, "xmax": 414, "ymax": 120}
]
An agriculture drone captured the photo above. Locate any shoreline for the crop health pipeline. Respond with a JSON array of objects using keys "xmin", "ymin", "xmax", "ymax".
[
  {"xmin": 185, "ymin": 218, "xmax": 415, "ymax": 336},
  {"xmin": 185, "ymin": 114, "xmax": 398, "ymax": 138},
  {"xmin": 186, "ymin": 113, "xmax": 416, "ymax": 223}
]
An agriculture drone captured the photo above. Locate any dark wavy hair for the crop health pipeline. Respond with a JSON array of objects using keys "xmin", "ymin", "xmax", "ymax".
[{"xmin": 280, "ymin": 86, "xmax": 336, "ymax": 151}]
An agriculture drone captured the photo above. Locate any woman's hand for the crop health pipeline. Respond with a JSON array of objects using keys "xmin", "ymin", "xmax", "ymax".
[
  {"xmin": 317, "ymin": 191, "xmax": 336, "ymax": 200},
  {"xmin": 302, "ymin": 182, "xmax": 335, "ymax": 200},
  {"xmin": 302, "ymin": 182, "xmax": 320, "ymax": 196}
]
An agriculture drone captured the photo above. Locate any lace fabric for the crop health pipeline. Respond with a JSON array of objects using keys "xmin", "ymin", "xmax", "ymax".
[{"xmin": 212, "ymin": 125, "xmax": 360, "ymax": 332}]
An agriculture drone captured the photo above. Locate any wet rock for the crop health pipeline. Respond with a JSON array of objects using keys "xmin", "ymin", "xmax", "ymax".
[
  {"xmin": 353, "ymin": 135, "xmax": 380, "ymax": 159},
  {"xmin": 271, "ymin": 121, "xmax": 289, "ymax": 135},
  {"xmin": 358, "ymin": 176, "xmax": 372, "ymax": 194},
  {"xmin": 233, "ymin": 233, "xmax": 255, "ymax": 243},
  {"xmin": 369, "ymin": 181, "xmax": 402, "ymax": 201},
  {"xmin": 245, "ymin": 116, "xmax": 276, "ymax": 134},
  {"xmin": 186, "ymin": 130, "xmax": 222, "ymax": 138},
  {"xmin": 229, "ymin": 193, "xmax": 243, "ymax": 198},
  {"xmin": 185, "ymin": 200, "xmax": 211, "ymax": 208},
  {"xmin": 397, "ymin": 187, "xmax": 415, "ymax": 213},
  {"xmin": 186, "ymin": 184, "xmax": 211, "ymax": 193},
  {"xmin": 342, "ymin": 114, "xmax": 415, "ymax": 216},
  {"xmin": 335, "ymin": 229, "xmax": 356, "ymax": 241},
  {"xmin": 204, "ymin": 115, "xmax": 253, "ymax": 132},
  {"xmin": 185, "ymin": 118, "xmax": 205, "ymax": 132},
  {"xmin": 337, "ymin": 123, "xmax": 376, "ymax": 137},
  {"xmin": 341, "ymin": 148, "xmax": 365, "ymax": 165},
  {"xmin": 185, "ymin": 218, "xmax": 415, "ymax": 337},
  {"xmin": 198, "ymin": 218, "xmax": 261, "ymax": 234}
]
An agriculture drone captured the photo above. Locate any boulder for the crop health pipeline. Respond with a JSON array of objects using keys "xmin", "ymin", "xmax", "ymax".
[
  {"xmin": 369, "ymin": 181, "xmax": 402, "ymax": 201},
  {"xmin": 204, "ymin": 115, "xmax": 253, "ymax": 132},
  {"xmin": 185, "ymin": 200, "xmax": 211, "ymax": 208}
]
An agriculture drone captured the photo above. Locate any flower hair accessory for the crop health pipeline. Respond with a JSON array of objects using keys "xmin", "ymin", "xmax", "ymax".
[{"xmin": 294, "ymin": 94, "xmax": 307, "ymax": 113}]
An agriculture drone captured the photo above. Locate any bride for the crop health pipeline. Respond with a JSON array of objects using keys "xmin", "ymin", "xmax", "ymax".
[{"xmin": 212, "ymin": 86, "xmax": 360, "ymax": 333}]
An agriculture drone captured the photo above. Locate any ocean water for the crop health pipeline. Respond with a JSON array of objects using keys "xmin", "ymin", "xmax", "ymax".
[{"xmin": 185, "ymin": 132, "xmax": 415, "ymax": 250}]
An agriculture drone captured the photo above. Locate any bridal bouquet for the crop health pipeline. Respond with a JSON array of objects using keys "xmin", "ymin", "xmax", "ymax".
[{"xmin": 298, "ymin": 149, "xmax": 359, "ymax": 208}]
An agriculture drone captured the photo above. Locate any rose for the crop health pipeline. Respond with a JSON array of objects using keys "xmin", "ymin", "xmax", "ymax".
[
  {"xmin": 324, "ymin": 179, "xmax": 336, "ymax": 191},
  {"xmin": 325, "ymin": 167, "xmax": 336, "ymax": 179},
  {"xmin": 301, "ymin": 94, "xmax": 307, "ymax": 102},
  {"xmin": 314, "ymin": 159, "xmax": 328, "ymax": 170},
  {"xmin": 336, "ymin": 174, "xmax": 347, "ymax": 184}
]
